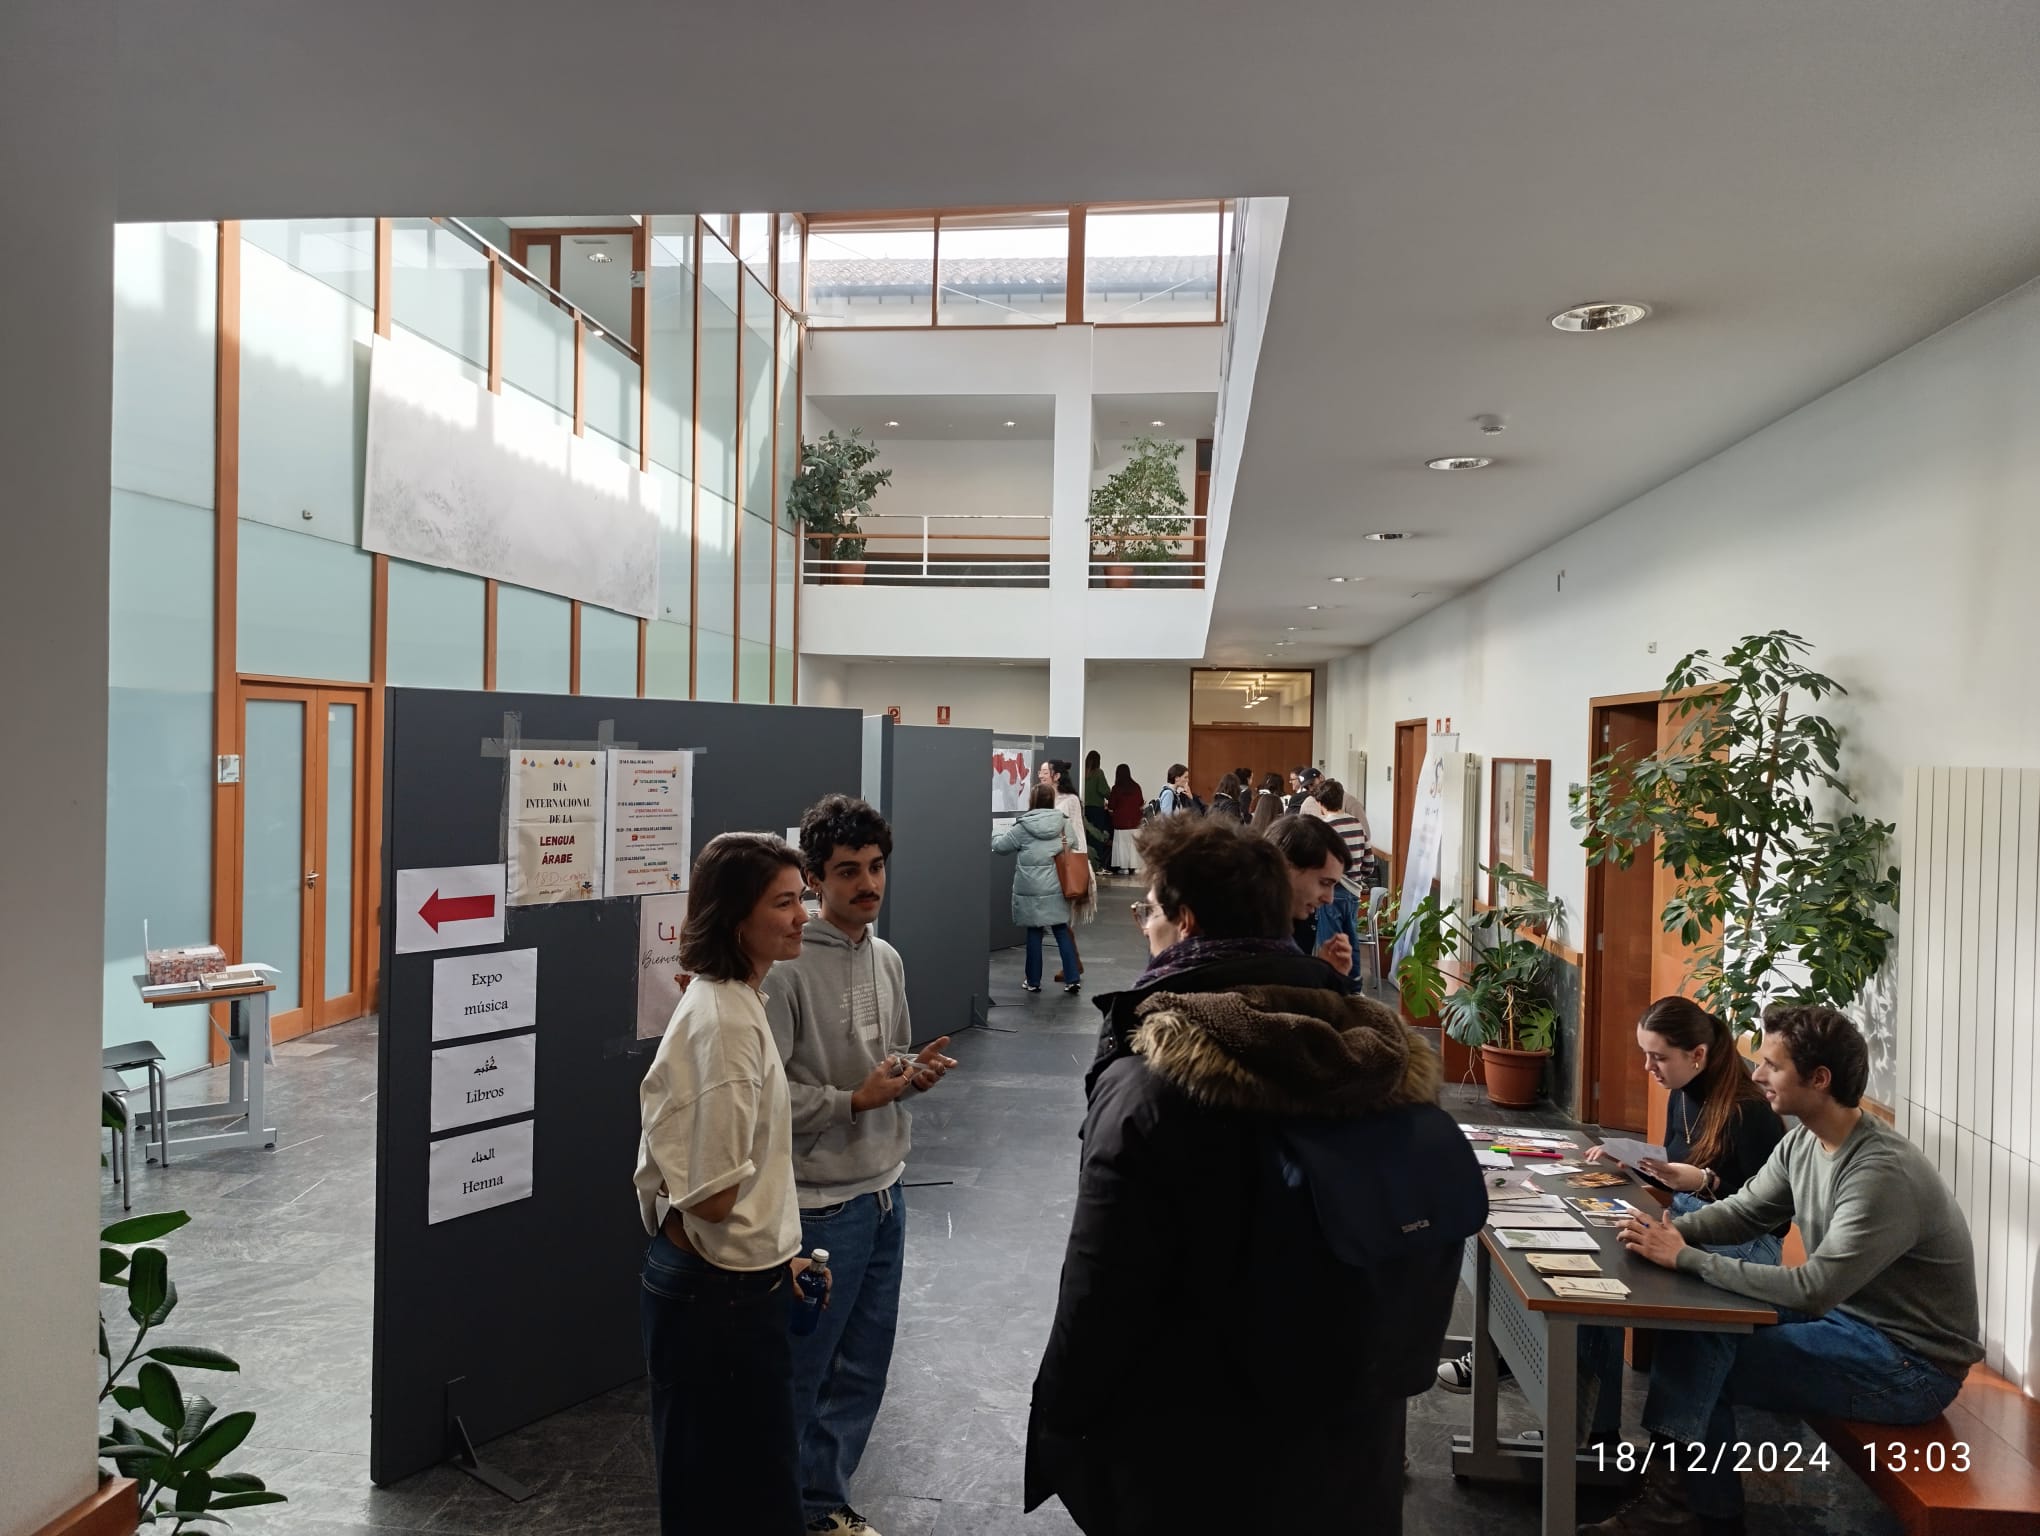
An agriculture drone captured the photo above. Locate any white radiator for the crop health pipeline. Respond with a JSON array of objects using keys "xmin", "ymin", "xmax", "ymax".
[{"xmin": 1896, "ymin": 767, "xmax": 2039, "ymax": 1392}]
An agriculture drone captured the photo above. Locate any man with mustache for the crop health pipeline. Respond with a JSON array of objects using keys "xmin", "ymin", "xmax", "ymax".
[{"xmin": 766, "ymin": 794, "xmax": 957, "ymax": 1536}]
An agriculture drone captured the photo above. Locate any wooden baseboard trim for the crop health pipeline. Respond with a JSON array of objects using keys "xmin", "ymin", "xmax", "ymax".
[{"xmin": 32, "ymin": 1479, "xmax": 137, "ymax": 1536}]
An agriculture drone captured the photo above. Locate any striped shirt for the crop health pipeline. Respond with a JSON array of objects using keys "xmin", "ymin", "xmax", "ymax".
[{"xmin": 1322, "ymin": 811, "xmax": 1371, "ymax": 875}]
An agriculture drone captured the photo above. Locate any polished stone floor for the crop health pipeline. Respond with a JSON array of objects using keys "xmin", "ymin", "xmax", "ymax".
[{"xmin": 102, "ymin": 879, "xmax": 1897, "ymax": 1534}]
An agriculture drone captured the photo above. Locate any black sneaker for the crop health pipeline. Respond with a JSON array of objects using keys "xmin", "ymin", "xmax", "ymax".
[
  {"xmin": 1021, "ymin": 983, "xmax": 1041, "ymax": 993},
  {"xmin": 1064, "ymin": 983, "xmax": 1081, "ymax": 995},
  {"xmin": 1435, "ymin": 1351, "xmax": 1512, "ymax": 1393}
]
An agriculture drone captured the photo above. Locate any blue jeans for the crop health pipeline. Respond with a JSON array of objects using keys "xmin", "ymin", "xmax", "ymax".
[
  {"xmin": 790, "ymin": 1181, "xmax": 907, "ymax": 1521},
  {"xmin": 1576, "ymin": 1192, "xmax": 1784, "ymax": 1443},
  {"xmin": 1644, "ymin": 1303, "xmax": 1965, "ymax": 1518},
  {"xmin": 1026, "ymin": 924, "xmax": 1080, "ymax": 989},
  {"xmin": 640, "ymin": 1232, "xmax": 802, "ymax": 1534}
]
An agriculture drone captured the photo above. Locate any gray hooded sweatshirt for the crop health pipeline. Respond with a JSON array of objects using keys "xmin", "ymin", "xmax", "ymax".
[{"xmin": 763, "ymin": 918, "xmax": 914, "ymax": 1207}]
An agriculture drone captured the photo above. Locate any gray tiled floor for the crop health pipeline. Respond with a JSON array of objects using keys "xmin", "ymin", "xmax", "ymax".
[{"xmin": 102, "ymin": 881, "xmax": 1898, "ymax": 1534}]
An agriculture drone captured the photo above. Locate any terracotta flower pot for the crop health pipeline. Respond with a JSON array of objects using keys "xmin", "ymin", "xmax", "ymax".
[
  {"xmin": 1478, "ymin": 1044, "xmax": 1549, "ymax": 1108},
  {"xmin": 1106, "ymin": 563, "xmax": 1133, "ymax": 589},
  {"xmin": 835, "ymin": 561, "xmax": 866, "ymax": 587}
]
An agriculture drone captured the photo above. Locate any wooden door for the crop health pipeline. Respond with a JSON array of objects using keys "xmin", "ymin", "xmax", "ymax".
[
  {"xmin": 1390, "ymin": 719, "xmax": 1426, "ymax": 894},
  {"xmin": 1583, "ymin": 700, "xmax": 1658, "ymax": 1130},
  {"xmin": 239, "ymin": 683, "xmax": 370, "ymax": 1043},
  {"xmin": 1188, "ymin": 725, "xmax": 1312, "ymax": 805}
]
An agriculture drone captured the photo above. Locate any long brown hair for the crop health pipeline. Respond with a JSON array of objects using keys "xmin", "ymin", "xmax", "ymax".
[{"xmin": 1637, "ymin": 996, "xmax": 1764, "ymax": 1168}]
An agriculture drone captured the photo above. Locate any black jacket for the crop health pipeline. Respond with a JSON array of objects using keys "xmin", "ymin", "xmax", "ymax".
[{"xmin": 1029, "ymin": 954, "xmax": 1482, "ymax": 1533}]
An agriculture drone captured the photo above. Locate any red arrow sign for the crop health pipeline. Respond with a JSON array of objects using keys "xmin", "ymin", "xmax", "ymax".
[{"xmin": 419, "ymin": 890, "xmax": 497, "ymax": 931}]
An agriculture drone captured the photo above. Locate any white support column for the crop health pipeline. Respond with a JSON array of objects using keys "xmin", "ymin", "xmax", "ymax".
[
  {"xmin": 1, "ymin": 3, "xmax": 115, "ymax": 1528},
  {"xmin": 1047, "ymin": 323, "xmax": 1094, "ymax": 738}
]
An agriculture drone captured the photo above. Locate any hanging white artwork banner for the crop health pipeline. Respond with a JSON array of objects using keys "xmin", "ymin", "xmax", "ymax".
[
  {"xmin": 362, "ymin": 329, "xmax": 661, "ymax": 617},
  {"xmin": 508, "ymin": 751, "xmax": 606, "ymax": 905}
]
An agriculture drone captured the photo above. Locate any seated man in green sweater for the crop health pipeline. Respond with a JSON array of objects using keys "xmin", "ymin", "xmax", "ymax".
[{"xmin": 1589, "ymin": 1004, "xmax": 1982, "ymax": 1536}]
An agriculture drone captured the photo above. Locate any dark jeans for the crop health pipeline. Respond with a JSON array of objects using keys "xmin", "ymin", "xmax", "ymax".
[
  {"xmin": 1026, "ymin": 924, "xmax": 1081, "ymax": 988},
  {"xmin": 640, "ymin": 1232, "xmax": 803, "ymax": 1534},
  {"xmin": 789, "ymin": 1182, "xmax": 906, "ymax": 1520},
  {"xmin": 1643, "ymin": 1304, "xmax": 1966, "ymax": 1519},
  {"xmin": 1577, "ymin": 1192, "xmax": 1784, "ymax": 1443}
]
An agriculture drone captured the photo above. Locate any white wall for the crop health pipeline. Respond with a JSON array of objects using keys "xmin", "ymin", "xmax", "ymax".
[
  {"xmin": 828, "ymin": 661, "xmax": 1050, "ymax": 732},
  {"xmin": 858, "ymin": 437, "xmax": 1052, "ymax": 554},
  {"xmin": 1092, "ymin": 324, "xmax": 1221, "ymax": 395},
  {"xmin": 798, "ymin": 653, "xmax": 849, "ymax": 709},
  {"xmin": 1085, "ymin": 663, "xmax": 1191, "ymax": 793},
  {"xmin": 2, "ymin": 5, "xmax": 113, "ymax": 1529},
  {"xmin": 805, "ymin": 326, "xmax": 1069, "ymax": 397},
  {"xmin": 1353, "ymin": 270, "xmax": 2040, "ymax": 932}
]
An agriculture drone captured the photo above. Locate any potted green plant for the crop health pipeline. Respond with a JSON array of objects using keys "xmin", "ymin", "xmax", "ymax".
[
  {"xmin": 1394, "ymin": 866, "xmax": 1566, "ymax": 1107},
  {"xmin": 785, "ymin": 428, "xmax": 892, "ymax": 587},
  {"xmin": 1570, "ymin": 630, "xmax": 1900, "ymax": 1041},
  {"xmin": 1088, "ymin": 436, "xmax": 1190, "ymax": 588}
]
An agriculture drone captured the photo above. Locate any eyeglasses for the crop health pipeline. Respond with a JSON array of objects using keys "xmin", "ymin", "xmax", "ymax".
[{"xmin": 1130, "ymin": 900, "xmax": 1159, "ymax": 928}]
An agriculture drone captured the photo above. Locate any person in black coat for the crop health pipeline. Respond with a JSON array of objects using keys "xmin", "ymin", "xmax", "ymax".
[{"xmin": 1026, "ymin": 815, "xmax": 1479, "ymax": 1535}]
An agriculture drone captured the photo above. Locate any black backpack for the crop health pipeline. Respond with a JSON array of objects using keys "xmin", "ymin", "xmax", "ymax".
[{"xmin": 1242, "ymin": 1102, "xmax": 1489, "ymax": 1406}]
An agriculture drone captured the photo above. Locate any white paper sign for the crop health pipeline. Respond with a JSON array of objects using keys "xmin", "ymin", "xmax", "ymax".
[
  {"xmin": 431, "ymin": 948, "xmax": 538, "ymax": 1042},
  {"xmin": 428, "ymin": 1118, "xmax": 535, "ymax": 1224},
  {"xmin": 992, "ymin": 747, "xmax": 1032, "ymax": 815},
  {"xmin": 637, "ymin": 891, "xmax": 692, "ymax": 1040},
  {"xmin": 605, "ymin": 750, "xmax": 694, "ymax": 896},
  {"xmin": 430, "ymin": 1032, "xmax": 538, "ymax": 1132},
  {"xmin": 395, "ymin": 864, "xmax": 507, "ymax": 954},
  {"xmin": 509, "ymin": 752, "xmax": 606, "ymax": 905}
]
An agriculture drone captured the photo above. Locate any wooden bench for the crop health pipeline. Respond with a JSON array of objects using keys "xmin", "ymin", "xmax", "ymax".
[{"xmin": 1807, "ymin": 1362, "xmax": 2040, "ymax": 1535}]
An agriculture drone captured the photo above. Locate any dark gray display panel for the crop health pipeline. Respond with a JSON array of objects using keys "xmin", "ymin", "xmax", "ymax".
[{"xmin": 370, "ymin": 689, "xmax": 861, "ymax": 1486}]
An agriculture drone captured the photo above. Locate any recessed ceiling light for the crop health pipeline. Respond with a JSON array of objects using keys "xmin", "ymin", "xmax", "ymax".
[
  {"xmin": 884, "ymin": 420, "xmax": 900, "ymax": 428},
  {"xmin": 1304, "ymin": 604, "xmax": 1322, "ymax": 611},
  {"xmin": 587, "ymin": 326, "xmax": 605, "ymax": 340},
  {"xmin": 587, "ymin": 250, "xmax": 613, "ymax": 264},
  {"xmin": 1426, "ymin": 456, "xmax": 1491, "ymax": 471},
  {"xmin": 1328, "ymin": 575, "xmax": 1365, "ymax": 583},
  {"xmin": 1550, "ymin": 300, "xmax": 1650, "ymax": 333},
  {"xmin": 1365, "ymin": 531, "xmax": 1411, "ymax": 542},
  {"xmin": 1273, "ymin": 641, "xmax": 1294, "ymax": 647},
  {"xmin": 1003, "ymin": 420, "xmax": 1017, "ymax": 428},
  {"xmin": 1150, "ymin": 419, "xmax": 1166, "ymax": 427}
]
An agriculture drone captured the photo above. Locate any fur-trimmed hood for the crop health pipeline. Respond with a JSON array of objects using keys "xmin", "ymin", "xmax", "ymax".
[{"xmin": 1131, "ymin": 985, "xmax": 1440, "ymax": 1117}]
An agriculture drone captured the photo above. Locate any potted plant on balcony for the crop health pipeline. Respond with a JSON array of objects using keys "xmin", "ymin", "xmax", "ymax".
[
  {"xmin": 1088, "ymin": 436, "xmax": 1190, "ymax": 588},
  {"xmin": 786, "ymin": 428, "xmax": 891, "ymax": 587},
  {"xmin": 1393, "ymin": 866, "xmax": 1567, "ymax": 1107}
]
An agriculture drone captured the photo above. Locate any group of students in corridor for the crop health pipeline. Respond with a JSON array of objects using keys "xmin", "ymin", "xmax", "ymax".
[{"xmin": 632, "ymin": 790, "xmax": 1983, "ymax": 1536}]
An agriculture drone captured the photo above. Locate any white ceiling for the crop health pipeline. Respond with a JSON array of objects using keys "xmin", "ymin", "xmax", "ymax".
[
  {"xmin": 806, "ymin": 394, "xmax": 1055, "ymax": 442},
  {"xmin": 110, "ymin": 2, "xmax": 2040, "ymax": 667},
  {"xmin": 1093, "ymin": 393, "xmax": 1216, "ymax": 446}
]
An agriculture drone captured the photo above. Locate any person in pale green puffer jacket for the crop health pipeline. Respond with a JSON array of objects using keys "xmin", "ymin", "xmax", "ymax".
[{"xmin": 993, "ymin": 783, "xmax": 1081, "ymax": 994}]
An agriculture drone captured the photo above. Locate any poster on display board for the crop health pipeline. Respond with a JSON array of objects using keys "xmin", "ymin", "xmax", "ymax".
[
  {"xmin": 1390, "ymin": 743, "xmax": 1449, "ymax": 970},
  {"xmin": 636, "ymin": 892, "xmax": 692, "ymax": 1041},
  {"xmin": 605, "ymin": 750, "xmax": 694, "ymax": 897},
  {"xmin": 509, "ymin": 752, "xmax": 606, "ymax": 905},
  {"xmin": 992, "ymin": 746, "xmax": 1033, "ymax": 815}
]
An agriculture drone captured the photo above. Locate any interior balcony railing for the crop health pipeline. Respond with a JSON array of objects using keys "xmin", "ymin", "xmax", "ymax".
[
  {"xmin": 1087, "ymin": 513, "xmax": 1208, "ymax": 590},
  {"xmin": 802, "ymin": 514, "xmax": 1051, "ymax": 588}
]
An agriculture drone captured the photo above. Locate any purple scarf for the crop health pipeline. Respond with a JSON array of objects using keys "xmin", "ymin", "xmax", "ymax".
[{"xmin": 1134, "ymin": 934, "xmax": 1303, "ymax": 989}]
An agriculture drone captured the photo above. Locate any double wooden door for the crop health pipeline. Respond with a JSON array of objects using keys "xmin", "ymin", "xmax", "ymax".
[{"xmin": 239, "ymin": 683, "xmax": 370, "ymax": 1043}]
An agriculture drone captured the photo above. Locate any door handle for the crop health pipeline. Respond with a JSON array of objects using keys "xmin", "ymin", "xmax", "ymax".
[{"xmin": 305, "ymin": 872, "xmax": 320, "ymax": 885}]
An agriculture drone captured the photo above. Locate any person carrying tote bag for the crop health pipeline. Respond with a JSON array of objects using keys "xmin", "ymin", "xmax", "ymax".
[{"xmin": 993, "ymin": 783, "xmax": 1084, "ymax": 995}]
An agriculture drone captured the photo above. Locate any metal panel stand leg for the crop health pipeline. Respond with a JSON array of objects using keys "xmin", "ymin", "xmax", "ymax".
[
  {"xmin": 1542, "ymin": 1314, "xmax": 1579, "ymax": 1536},
  {"xmin": 444, "ymin": 1377, "xmax": 532, "ymax": 1502}
]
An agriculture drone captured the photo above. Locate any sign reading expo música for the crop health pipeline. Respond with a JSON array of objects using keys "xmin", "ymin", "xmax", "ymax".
[{"xmin": 508, "ymin": 752, "xmax": 606, "ymax": 905}]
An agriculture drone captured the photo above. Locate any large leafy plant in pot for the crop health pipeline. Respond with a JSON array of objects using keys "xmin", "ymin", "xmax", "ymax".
[
  {"xmin": 785, "ymin": 428, "xmax": 891, "ymax": 584},
  {"xmin": 97, "ymin": 1198, "xmax": 285, "ymax": 1528},
  {"xmin": 1394, "ymin": 866, "xmax": 1567, "ymax": 1107},
  {"xmin": 1569, "ymin": 630, "xmax": 1899, "ymax": 1041},
  {"xmin": 1088, "ymin": 436, "xmax": 1190, "ymax": 587}
]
